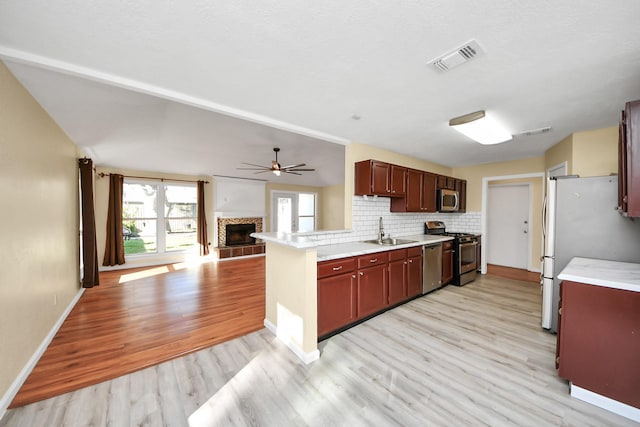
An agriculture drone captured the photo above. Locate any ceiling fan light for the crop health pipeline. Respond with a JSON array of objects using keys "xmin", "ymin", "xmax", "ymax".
[
  {"xmin": 273, "ymin": 170, "xmax": 281, "ymax": 176},
  {"xmin": 449, "ymin": 110, "xmax": 512, "ymax": 145}
]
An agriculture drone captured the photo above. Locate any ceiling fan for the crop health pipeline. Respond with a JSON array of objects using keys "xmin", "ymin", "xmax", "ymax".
[{"xmin": 237, "ymin": 147, "xmax": 315, "ymax": 176}]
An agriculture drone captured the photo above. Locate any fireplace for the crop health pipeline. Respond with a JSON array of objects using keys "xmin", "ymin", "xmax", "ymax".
[{"xmin": 225, "ymin": 223, "xmax": 256, "ymax": 246}]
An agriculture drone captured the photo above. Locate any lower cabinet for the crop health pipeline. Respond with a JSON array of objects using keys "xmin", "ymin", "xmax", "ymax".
[
  {"xmin": 388, "ymin": 250, "xmax": 408, "ymax": 305},
  {"xmin": 318, "ymin": 248, "xmax": 426, "ymax": 338},
  {"xmin": 557, "ymin": 280, "xmax": 640, "ymax": 409},
  {"xmin": 407, "ymin": 247, "xmax": 423, "ymax": 297},
  {"xmin": 356, "ymin": 252, "xmax": 389, "ymax": 318},
  {"xmin": 442, "ymin": 241, "xmax": 454, "ymax": 285},
  {"xmin": 317, "ymin": 257, "xmax": 357, "ymax": 337}
]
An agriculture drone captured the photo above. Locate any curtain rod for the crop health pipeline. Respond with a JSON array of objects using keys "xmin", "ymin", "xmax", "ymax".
[{"xmin": 97, "ymin": 172, "xmax": 209, "ymax": 184}]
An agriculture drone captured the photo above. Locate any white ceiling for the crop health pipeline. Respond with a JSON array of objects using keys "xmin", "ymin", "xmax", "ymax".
[{"xmin": 2, "ymin": 1, "xmax": 640, "ymax": 186}]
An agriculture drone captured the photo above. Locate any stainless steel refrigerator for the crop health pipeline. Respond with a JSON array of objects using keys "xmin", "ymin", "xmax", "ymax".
[{"xmin": 541, "ymin": 175, "xmax": 640, "ymax": 332}]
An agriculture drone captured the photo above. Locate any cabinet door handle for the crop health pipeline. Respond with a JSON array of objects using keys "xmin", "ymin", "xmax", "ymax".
[
  {"xmin": 352, "ymin": 274, "xmax": 356, "ymax": 279},
  {"xmin": 558, "ymin": 307, "xmax": 562, "ymax": 315},
  {"xmin": 369, "ymin": 258, "xmax": 378, "ymax": 263},
  {"xmin": 332, "ymin": 266, "xmax": 343, "ymax": 271},
  {"xmin": 359, "ymin": 272, "xmax": 364, "ymax": 276},
  {"xmin": 408, "ymin": 259, "xmax": 413, "ymax": 263}
]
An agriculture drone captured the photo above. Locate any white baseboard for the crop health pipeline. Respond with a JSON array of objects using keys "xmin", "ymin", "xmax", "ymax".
[
  {"xmin": 0, "ymin": 287, "xmax": 85, "ymax": 420},
  {"xmin": 263, "ymin": 319, "xmax": 319, "ymax": 365},
  {"xmin": 570, "ymin": 383, "xmax": 640, "ymax": 422}
]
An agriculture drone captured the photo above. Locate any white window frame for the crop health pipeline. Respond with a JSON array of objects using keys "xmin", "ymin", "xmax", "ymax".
[
  {"xmin": 270, "ymin": 190, "xmax": 318, "ymax": 233},
  {"xmin": 123, "ymin": 179, "xmax": 198, "ymax": 256}
]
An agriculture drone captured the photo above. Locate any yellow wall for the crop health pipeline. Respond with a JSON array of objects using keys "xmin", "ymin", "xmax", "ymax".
[
  {"xmin": 453, "ymin": 156, "xmax": 546, "ymax": 212},
  {"xmin": 344, "ymin": 142, "xmax": 452, "ymax": 228},
  {"xmin": 320, "ymin": 184, "xmax": 345, "ymax": 230},
  {"xmin": 545, "ymin": 134, "xmax": 573, "ymax": 175},
  {"xmin": 0, "ymin": 62, "xmax": 80, "ymax": 398},
  {"xmin": 265, "ymin": 242, "xmax": 317, "ymax": 355},
  {"xmin": 572, "ymin": 126, "xmax": 618, "ymax": 177},
  {"xmin": 95, "ymin": 166, "xmax": 214, "ymax": 269}
]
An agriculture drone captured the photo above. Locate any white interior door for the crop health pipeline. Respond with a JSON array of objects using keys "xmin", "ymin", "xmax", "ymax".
[{"xmin": 487, "ymin": 184, "xmax": 530, "ymax": 269}]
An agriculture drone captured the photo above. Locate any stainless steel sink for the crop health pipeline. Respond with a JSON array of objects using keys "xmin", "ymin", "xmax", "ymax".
[{"xmin": 363, "ymin": 238, "xmax": 416, "ymax": 246}]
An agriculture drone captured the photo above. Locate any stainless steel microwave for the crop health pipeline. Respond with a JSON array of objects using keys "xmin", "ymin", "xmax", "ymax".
[{"xmin": 438, "ymin": 189, "xmax": 459, "ymax": 212}]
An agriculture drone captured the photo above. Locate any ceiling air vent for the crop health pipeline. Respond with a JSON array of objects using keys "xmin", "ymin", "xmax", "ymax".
[{"xmin": 430, "ymin": 40, "xmax": 484, "ymax": 72}]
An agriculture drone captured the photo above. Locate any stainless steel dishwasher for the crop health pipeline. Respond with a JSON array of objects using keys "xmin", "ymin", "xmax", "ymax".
[{"xmin": 423, "ymin": 243, "xmax": 443, "ymax": 294}]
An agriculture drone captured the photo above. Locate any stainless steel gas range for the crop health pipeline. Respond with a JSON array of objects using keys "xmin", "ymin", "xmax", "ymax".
[{"xmin": 425, "ymin": 221, "xmax": 479, "ymax": 286}]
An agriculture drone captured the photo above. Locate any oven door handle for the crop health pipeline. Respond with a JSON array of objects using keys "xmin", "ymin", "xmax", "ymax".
[{"xmin": 459, "ymin": 241, "xmax": 478, "ymax": 248}]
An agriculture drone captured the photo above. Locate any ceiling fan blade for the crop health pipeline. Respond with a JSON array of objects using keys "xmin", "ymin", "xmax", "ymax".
[
  {"xmin": 253, "ymin": 170, "xmax": 273, "ymax": 174},
  {"xmin": 282, "ymin": 171, "xmax": 302, "ymax": 176},
  {"xmin": 280, "ymin": 163, "xmax": 306, "ymax": 169},
  {"xmin": 285, "ymin": 168, "xmax": 315, "ymax": 172},
  {"xmin": 241, "ymin": 162, "xmax": 270, "ymax": 168},
  {"xmin": 237, "ymin": 167, "xmax": 270, "ymax": 170}
]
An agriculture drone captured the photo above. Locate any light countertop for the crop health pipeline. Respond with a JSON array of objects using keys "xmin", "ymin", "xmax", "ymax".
[
  {"xmin": 251, "ymin": 231, "xmax": 453, "ymax": 261},
  {"xmin": 558, "ymin": 257, "xmax": 640, "ymax": 293}
]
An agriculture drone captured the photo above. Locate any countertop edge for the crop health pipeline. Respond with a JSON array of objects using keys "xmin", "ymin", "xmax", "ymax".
[{"xmin": 557, "ymin": 257, "xmax": 640, "ymax": 293}]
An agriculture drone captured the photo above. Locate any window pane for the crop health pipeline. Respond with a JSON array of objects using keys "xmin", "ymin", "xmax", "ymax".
[
  {"xmin": 298, "ymin": 217, "xmax": 315, "ymax": 232},
  {"xmin": 123, "ymin": 184, "xmax": 157, "ymax": 218},
  {"xmin": 165, "ymin": 219, "xmax": 197, "ymax": 252},
  {"xmin": 164, "ymin": 185, "xmax": 197, "ymax": 217},
  {"xmin": 298, "ymin": 193, "xmax": 315, "ymax": 216},
  {"xmin": 123, "ymin": 219, "xmax": 157, "ymax": 254}
]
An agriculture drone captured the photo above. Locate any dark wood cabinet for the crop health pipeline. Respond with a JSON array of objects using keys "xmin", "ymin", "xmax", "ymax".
[
  {"xmin": 441, "ymin": 240, "xmax": 454, "ymax": 285},
  {"xmin": 407, "ymin": 247, "xmax": 423, "ymax": 298},
  {"xmin": 387, "ymin": 250, "xmax": 407, "ymax": 305},
  {"xmin": 390, "ymin": 169, "xmax": 437, "ymax": 213},
  {"xmin": 557, "ymin": 280, "xmax": 640, "ymax": 409},
  {"xmin": 455, "ymin": 179, "xmax": 467, "ymax": 212},
  {"xmin": 355, "ymin": 160, "xmax": 405, "ymax": 197},
  {"xmin": 357, "ymin": 263, "xmax": 388, "ymax": 318},
  {"xmin": 619, "ymin": 99, "xmax": 640, "ymax": 217},
  {"xmin": 475, "ymin": 235, "xmax": 482, "ymax": 272},
  {"xmin": 317, "ymin": 257, "xmax": 357, "ymax": 337}
]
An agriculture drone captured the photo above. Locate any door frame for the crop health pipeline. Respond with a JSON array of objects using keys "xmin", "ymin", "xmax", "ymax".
[
  {"xmin": 486, "ymin": 182, "xmax": 532, "ymax": 270},
  {"xmin": 481, "ymin": 172, "xmax": 545, "ymax": 274},
  {"xmin": 547, "ymin": 161, "xmax": 568, "ymax": 179},
  {"xmin": 270, "ymin": 190, "xmax": 318, "ymax": 233}
]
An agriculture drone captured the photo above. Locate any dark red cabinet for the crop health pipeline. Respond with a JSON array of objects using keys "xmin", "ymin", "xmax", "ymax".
[
  {"xmin": 619, "ymin": 99, "xmax": 640, "ymax": 217},
  {"xmin": 441, "ymin": 241, "xmax": 453, "ymax": 285},
  {"xmin": 317, "ymin": 257, "xmax": 357, "ymax": 337},
  {"xmin": 387, "ymin": 250, "xmax": 408, "ymax": 305},
  {"xmin": 557, "ymin": 280, "xmax": 640, "ymax": 409},
  {"xmin": 407, "ymin": 247, "xmax": 423, "ymax": 297},
  {"xmin": 355, "ymin": 160, "xmax": 406, "ymax": 197}
]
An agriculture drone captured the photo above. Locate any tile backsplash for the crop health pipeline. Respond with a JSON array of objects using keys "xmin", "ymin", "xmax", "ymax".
[{"xmin": 311, "ymin": 196, "xmax": 481, "ymax": 245}]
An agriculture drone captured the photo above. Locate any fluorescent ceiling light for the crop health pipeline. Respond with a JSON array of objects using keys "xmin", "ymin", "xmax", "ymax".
[{"xmin": 449, "ymin": 110, "xmax": 512, "ymax": 145}]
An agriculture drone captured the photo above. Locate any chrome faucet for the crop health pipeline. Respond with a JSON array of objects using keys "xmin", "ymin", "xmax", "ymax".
[{"xmin": 378, "ymin": 217, "xmax": 385, "ymax": 243}]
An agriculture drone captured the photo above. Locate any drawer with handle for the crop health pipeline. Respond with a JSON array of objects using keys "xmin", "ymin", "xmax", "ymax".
[
  {"xmin": 318, "ymin": 257, "xmax": 357, "ymax": 279},
  {"xmin": 357, "ymin": 252, "xmax": 389, "ymax": 269}
]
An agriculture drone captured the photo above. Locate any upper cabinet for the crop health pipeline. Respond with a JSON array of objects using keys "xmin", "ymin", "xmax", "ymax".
[
  {"xmin": 355, "ymin": 160, "xmax": 407, "ymax": 197},
  {"xmin": 354, "ymin": 159, "xmax": 467, "ymax": 213},
  {"xmin": 619, "ymin": 99, "xmax": 640, "ymax": 217},
  {"xmin": 390, "ymin": 169, "xmax": 437, "ymax": 212}
]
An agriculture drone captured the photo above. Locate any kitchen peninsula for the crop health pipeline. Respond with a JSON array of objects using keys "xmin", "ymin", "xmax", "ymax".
[{"xmin": 252, "ymin": 230, "xmax": 452, "ymax": 364}]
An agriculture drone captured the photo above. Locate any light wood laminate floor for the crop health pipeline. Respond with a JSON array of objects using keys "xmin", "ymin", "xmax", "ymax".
[{"xmin": 3, "ymin": 275, "xmax": 635, "ymax": 426}]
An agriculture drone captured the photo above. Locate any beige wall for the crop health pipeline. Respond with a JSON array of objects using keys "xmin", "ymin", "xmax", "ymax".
[
  {"xmin": 545, "ymin": 133, "xmax": 573, "ymax": 175},
  {"xmin": 572, "ymin": 126, "xmax": 618, "ymax": 177},
  {"xmin": 320, "ymin": 183, "xmax": 345, "ymax": 230},
  {"xmin": 453, "ymin": 156, "xmax": 546, "ymax": 212},
  {"xmin": 264, "ymin": 243, "xmax": 317, "ymax": 354},
  {"xmin": 344, "ymin": 142, "xmax": 452, "ymax": 228},
  {"xmin": 95, "ymin": 166, "xmax": 214, "ymax": 269},
  {"xmin": 0, "ymin": 62, "xmax": 80, "ymax": 399}
]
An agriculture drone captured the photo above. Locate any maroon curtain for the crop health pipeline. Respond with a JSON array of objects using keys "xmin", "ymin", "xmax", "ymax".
[
  {"xmin": 103, "ymin": 174, "xmax": 125, "ymax": 266},
  {"xmin": 79, "ymin": 159, "xmax": 99, "ymax": 287},
  {"xmin": 197, "ymin": 180, "xmax": 210, "ymax": 256}
]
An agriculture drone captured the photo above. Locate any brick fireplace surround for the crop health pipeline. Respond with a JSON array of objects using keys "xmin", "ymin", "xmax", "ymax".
[{"xmin": 217, "ymin": 217, "xmax": 264, "ymax": 258}]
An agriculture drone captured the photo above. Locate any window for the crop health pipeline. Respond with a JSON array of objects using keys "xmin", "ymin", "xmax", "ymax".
[{"xmin": 122, "ymin": 181, "xmax": 197, "ymax": 255}]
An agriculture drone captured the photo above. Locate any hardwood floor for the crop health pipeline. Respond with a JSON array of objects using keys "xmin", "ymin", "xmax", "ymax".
[
  {"xmin": 9, "ymin": 256, "xmax": 265, "ymax": 408},
  {"xmin": 2, "ymin": 274, "xmax": 635, "ymax": 426},
  {"xmin": 487, "ymin": 263, "xmax": 541, "ymax": 283}
]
